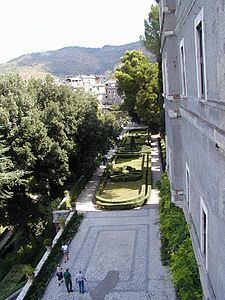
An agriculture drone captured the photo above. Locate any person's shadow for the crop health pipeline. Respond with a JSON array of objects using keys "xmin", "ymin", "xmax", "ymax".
[{"xmin": 89, "ymin": 270, "xmax": 119, "ymax": 300}]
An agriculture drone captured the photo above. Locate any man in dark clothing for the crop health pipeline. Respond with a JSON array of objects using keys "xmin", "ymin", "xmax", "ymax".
[{"xmin": 63, "ymin": 268, "xmax": 73, "ymax": 293}]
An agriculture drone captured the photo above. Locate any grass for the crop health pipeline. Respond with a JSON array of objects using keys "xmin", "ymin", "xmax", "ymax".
[
  {"xmin": 114, "ymin": 157, "xmax": 142, "ymax": 170},
  {"xmin": 127, "ymin": 129, "xmax": 148, "ymax": 135},
  {"xmin": 103, "ymin": 155, "xmax": 143, "ymax": 200},
  {"xmin": 101, "ymin": 180, "xmax": 142, "ymax": 200}
]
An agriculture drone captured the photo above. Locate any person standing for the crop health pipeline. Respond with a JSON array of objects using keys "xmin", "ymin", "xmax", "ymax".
[
  {"xmin": 63, "ymin": 268, "xmax": 73, "ymax": 293},
  {"xmin": 76, "ymin": 270, "xmax": 86, "ymax": 294},
  {"xmin": 56, "ymin": 264, "xmax": 63, "ymax": 286},
  {"xmin": 61, "ymin": 244, "xmax": 69, "ymax": 263}
]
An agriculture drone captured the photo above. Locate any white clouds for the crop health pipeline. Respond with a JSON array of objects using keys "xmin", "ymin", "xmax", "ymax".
[{"xmin": 0, "ymin": 0, "xmax": 154, "ymax": 63}]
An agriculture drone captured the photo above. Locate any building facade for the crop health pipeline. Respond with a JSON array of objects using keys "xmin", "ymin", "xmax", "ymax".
[
  {"xmin": 159, "ymin": 0, "xmax": 225, "ymax": 299},
  {"xmin": 63, "ymin": 76, "xmax": 123, "ymax": 107}
]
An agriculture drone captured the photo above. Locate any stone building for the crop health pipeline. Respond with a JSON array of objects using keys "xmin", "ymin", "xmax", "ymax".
[
  {"xmin": 159, "ymin": 0, "xmax": 225, "ymax": 299},
  {"xmin": 103, "ymin": 80, "xmax": 123, "ymax": 105}
]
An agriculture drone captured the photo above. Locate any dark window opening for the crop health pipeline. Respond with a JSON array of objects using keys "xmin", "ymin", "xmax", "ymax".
[{"xmin": 196, "ymin": 21, "xmax": 205, "ymax": 98}]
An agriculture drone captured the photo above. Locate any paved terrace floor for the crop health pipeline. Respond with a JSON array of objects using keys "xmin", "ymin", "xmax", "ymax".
[{"xmin": 42, "ymin": 132, "xmax": 175, "ymax": 300}]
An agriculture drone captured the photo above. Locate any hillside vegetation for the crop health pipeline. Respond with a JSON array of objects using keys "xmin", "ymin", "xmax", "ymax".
[{"xmin": 0, "ymin": 42, "xmax": 153, "ymax": 79}]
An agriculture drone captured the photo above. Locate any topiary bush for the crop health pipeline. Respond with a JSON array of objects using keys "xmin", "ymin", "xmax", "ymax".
[
  {"xmin": 110, "ymin": 169, "xmax": 142, "ymax": 182},
  {"xmin": 159, "ymin": 173, "xmax": 202, "ymax": 300}
]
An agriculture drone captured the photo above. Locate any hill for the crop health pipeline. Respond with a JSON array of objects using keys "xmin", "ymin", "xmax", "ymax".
[{"xmin": 0, "ymin": 42, "xmax": 153, "ymax": 79}]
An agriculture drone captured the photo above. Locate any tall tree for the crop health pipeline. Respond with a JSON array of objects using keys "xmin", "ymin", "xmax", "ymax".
[
  {"xmin": 141, "ymin": 4, "xmax": 161, "ymax": 63},
  {"xmin": 141, "ymin": 4, "xmax": 165, "ymax": 133},
  {"xmin": 0, "ymin": 129, "xmax": 25, "ymax": 226},
  {"xmin": 115, "ymin": 50, "xmax": 159, "ymax": 130},
  {"xmin": 136, "ymin": 62, "xmax": 160, "ymax": 132}
]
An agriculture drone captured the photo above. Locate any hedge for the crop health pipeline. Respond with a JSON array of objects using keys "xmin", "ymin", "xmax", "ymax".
[{"xmin": 159, "ymin": 173, "xmax": 202, "ymax": 300}]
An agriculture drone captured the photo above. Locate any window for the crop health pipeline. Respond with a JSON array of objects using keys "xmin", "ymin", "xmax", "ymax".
[
  {"xmin": 195, "ymin": 8, "xmax": 206, "ymax": 99},
  {"xmin": 185, "ymin": 163, "xmax": 190, "ymax": 207},
  {"xmin": 200, "ymin": 197, "xmax": 208, "ymax": 270},
  {"xmin": 180, "ymin": 38, "xmax": 187, "ymax": 96},
  {"xmin": 162, "ymin": 53, "xmax": 169, "ymax": 96}
]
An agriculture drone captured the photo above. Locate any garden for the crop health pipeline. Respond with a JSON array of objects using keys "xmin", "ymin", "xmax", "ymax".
[{"xmin": 96, "ymin": 128, "xmax": 151, "ymax": 209}]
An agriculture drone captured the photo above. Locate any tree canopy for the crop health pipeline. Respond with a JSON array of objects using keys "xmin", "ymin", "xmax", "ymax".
[
  {"xmin": 115, "ymin": 50, "xmax": 159, "ymax": 131},
  {"xmin": 141, "ymin": 3, "xmax": 165, "ymax": 133},
  {"xmin": 141, "ymin": 4, "xmax": 161, "ymax": 62},
  {"xmin": 0, "ymin": 73, "xmax": 122, "ymax": 233}
]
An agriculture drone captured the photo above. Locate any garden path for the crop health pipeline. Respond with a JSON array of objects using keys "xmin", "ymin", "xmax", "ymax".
[{"xmin": 41, "ymin": 129, "xmax": 175, "ymax": 300}]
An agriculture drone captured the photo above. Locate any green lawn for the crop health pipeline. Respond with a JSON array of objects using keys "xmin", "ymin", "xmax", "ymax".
[
  {"xmin": 101, "ymin": 155, "xmax": 145, "ymax": 201},
  {"xmin": 114, "ymin": 157, "xmax": 142, "ymax": 170},
  {"xmin": 101, "ymin": 180, "xmax": 142, "ymax": 200},
  {"xmin": 96, "ymin": 128, "xmax": 151, "ymax": 209}
]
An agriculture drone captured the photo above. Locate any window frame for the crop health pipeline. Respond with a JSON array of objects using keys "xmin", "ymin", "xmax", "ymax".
[
  {"xmin": 200, "ymin": 196, "xmax": 208, "ymax": 271},
  {"xmin": 180, "ymin": 38, "xmax": 187, "ymax": 96},
  {"xmin": 185, "ymin": 163, "xmax": 190, "ymax": 207},
  {"xmin": 194, "ymin": 8, "xmax": 207, "ymax": 100},
  {"xmin": 162, "ymin": 53, "xmax": 169, "ymax": 97}
]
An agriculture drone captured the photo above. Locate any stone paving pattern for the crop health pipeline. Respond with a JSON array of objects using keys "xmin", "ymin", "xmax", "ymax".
[{"xmin": 42, "ymin": 131, "xmax": 175, "ymax": 300}]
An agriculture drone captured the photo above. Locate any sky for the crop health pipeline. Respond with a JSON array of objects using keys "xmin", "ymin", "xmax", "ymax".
[{"xmin": 0, "ymin": 0, "xmax": 155, "ymax": 64}]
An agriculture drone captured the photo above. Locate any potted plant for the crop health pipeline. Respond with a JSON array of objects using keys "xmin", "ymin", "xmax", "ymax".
[
  {"xmin": 43, "ymin": 238, "xmax": 53, "ymax": 250},
  {"xmin": 22, "ymin": 265, "xmax": 34, "ymax": 281}
]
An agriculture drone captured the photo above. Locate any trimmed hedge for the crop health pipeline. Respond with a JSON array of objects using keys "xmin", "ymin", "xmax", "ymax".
[
  {"xmin": 110, "ymin": 170, "xmax": 143, "ymax": 182},
  {"xmin": 24, "ymin": 213, "xmax": 83, "ymax": 300},
  {"xmin": 158, "ymin": 135, "xmax": 166, "ymax": 172},
  {"xmin": 159, "ymin": 173, "xmax": 202, "ymax": 300},
  {"xmin": 96, "ymin": 153, "xmax": 150, "ymax": 209}
]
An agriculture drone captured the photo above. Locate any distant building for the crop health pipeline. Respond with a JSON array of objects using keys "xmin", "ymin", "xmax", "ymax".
[
  {"xmin": 64, "ymin": 76, "xmax": 83, "ymax": 90},
  {"xmin": 102, "ymin": 80, "xmax": 123, "ymax": 105},
  {"xmin": 81, "ymin": 75, "xmax": 97, "ymax": 91},
  {"xmin": 159, "ymin": 0, "xmax": 225, "ymax": 299},
  {"xmin": 63, "ymin": 75, "xmax": 123, "ymax": 108}
]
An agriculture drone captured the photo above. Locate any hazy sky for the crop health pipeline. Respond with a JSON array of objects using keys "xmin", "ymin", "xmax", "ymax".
[{"xmin": 0, "ymin": 0, "xmax": 155, "ymax": 64}]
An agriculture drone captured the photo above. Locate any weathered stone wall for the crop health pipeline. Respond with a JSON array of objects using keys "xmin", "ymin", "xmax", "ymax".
[{"xmin": 160, "ymin": 0, "xmax": 225, "ymax": 298}]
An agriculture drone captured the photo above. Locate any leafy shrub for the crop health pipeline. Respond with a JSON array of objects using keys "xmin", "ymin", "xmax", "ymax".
[
  {"xmin": 159, "ymin": 173, "xmax": 202, "ymax": 300},
  {"xmin": 43, "ymin": 238, "xmax": 52, "ymax": 247},
  {"xmin": 159, "ymin": 136, "xmax": 166, "ymax": 171},
  {"xmin": 22, "ymin": 265, "xmax": 34, "ymax": 276}
]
